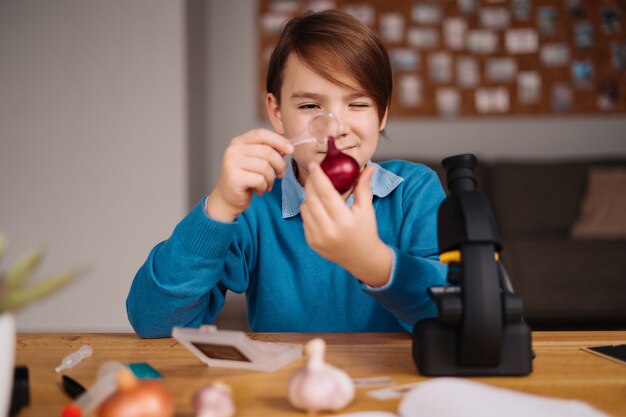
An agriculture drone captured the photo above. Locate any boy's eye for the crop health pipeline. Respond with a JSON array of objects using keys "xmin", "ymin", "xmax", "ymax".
[
  {"xmin": 350, "ymin": 102, "xmax": 371, "ymax": 109},
  {"xmin": 298, "ymin": 103, "xmax": 321, "ymax": 110}
]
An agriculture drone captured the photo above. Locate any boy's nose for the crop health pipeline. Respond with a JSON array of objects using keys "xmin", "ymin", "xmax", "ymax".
[{"xmin": 332, "ymin": 113, "xmax": 351, "ymax": 138}]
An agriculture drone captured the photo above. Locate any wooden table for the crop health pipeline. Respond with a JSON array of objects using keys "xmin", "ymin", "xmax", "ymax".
[{"xmin": 15, "ymin": 331, "xmax": 626, "ymax": 417}]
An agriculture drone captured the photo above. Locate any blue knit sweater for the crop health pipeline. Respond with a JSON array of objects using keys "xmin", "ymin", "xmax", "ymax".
[{"xmin": 126, "ymin": 160, "xmax": 447, "ymax": 337}]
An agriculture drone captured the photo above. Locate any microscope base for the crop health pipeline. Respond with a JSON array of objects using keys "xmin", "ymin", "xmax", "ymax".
[{"xmin": 413, "ymin": 319, "xmax": 533, "ymax": 376}]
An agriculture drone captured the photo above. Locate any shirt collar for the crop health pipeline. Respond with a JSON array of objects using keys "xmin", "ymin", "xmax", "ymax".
[{"xmin": 281, "ymin": 158, "xmax": 404, "ymax": 218}]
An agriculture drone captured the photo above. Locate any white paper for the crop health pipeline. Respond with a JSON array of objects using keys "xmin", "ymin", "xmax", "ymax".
[{"xmin": 398, "ymin": 378, "xmax": 610, "ymax": 417}]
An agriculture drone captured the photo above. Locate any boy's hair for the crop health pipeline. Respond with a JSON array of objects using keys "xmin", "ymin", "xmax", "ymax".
[{"xmin": 266, "ymin": 9, "xmax": 392, "ymax": 122}]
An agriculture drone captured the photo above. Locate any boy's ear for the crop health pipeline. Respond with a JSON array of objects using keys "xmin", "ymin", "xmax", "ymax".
[
  {"xmin": 265, "ymin": 93, "xmax": 285, "ymax": 134},
  {"xmin": 379, "ymin": 107, "xmax": 389, "ymax": 132}
]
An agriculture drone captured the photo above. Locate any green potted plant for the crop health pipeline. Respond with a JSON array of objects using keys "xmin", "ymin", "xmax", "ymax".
[{"xmin": 0, "ymin": 233, "xmax": 78, "ymax": 416}]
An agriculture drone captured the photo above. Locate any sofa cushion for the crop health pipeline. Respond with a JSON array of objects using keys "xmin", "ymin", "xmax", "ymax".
[
  {"xmin": 502, "ymin": 239, "xmax": 626, "ymax": 326},
  {"xmin": 489, "ymin": 160, "xmax": 626, "ymax": 239},
  {"xmin": 571, "ymin": 167, "xmax": 626, "ymax": 239}
]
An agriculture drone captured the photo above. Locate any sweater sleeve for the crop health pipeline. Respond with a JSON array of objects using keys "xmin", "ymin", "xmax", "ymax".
[
  {"xmin": 126, "ymin": 200, "xmax": 252, "ymax": 338},
  {"xmin": 362, "ymin": 166, "xmax": 448, "ymax": 332}
]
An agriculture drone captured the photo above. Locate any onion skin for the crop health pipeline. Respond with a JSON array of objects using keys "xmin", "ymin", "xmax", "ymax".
[
  {"xmin": 320, "ymin": 136, "xmax": 360, "ymax": 193},
  {"xmin": 98, "ymin": 369, "xmax": 174, "ymax": 417}
]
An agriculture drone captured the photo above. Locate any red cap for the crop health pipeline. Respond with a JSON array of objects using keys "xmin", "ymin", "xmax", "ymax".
[{"xmin": 61, "ymin": 404, "xmax": 82, "ymax": 417}]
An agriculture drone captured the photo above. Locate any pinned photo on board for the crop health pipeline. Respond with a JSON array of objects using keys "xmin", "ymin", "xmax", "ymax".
[
  {"xmin": 512, "ymin": 0, "xmax": 532, "ymax": 21},
  {"xmin": 437, "ymin": 88, "xmax": 461, "ymax": 117},
  {"xmin": 480, "ymin": 8, "xmax": 511, "ymax": 30},
  {"xmin": 552, "ymin": 83, "xmax": 573, "ymax": 111},
  {"xmin": 486, "ymin": 57, "xmax": 517, "ymax": 82},
  {"xmin": 506, "ymin": 28, "xmax": 539, "ymax": 54},
  {"xmin": 389, "ymin": 48, "xmax": 420, "ymax": 72},
  {"xmin": 260, "ymin": 12, "xmax": 292, "ymax": 34},
  {"xmin": 517, "ymin": 71, "xmax": 541, "ymax": 104},
  {"xmin": 411, "ymin": 4, "xmax": 442, "ymax": 24},
  {"xmin": 407, "ymin": 27, "xmax": 440, "ymax": 49},
  {"xmin": 457, "ymin": 56, "xmax": 480, "ymax": 88},
  {"xmin": 305, "ymin": 0, "xmax": 337, "ymax": 13},
  {"xmin": 443, "ymin": 18, "xmax": 467, "ymax": 50},
  {"xmin": 597, "ymin": 81, "xmax": 619, "ymax": 111},
  {"xmin": 458, "ymin": 0, "xmax": 477, "ymax": 14},
  {"xmin": 428, "ymin": 52, "xmax": 453, "ymax": 83},
  {"xmin": 612, "ymin": 41, "xmax": 626, "ymax": 70},
  {"xmin": 475, "ymin": 88, "xmax": 509, "ymax": 113},
  {"xmin": 541, "ymin": 43, "xmax": 571, "ymax": 67},
  {"xmin": 566, "ymin": 0, "xmax": 586, "ymax": 18},
  {"xmin": 571, "ymin": 60, "xmax": 594, "ymax": 88},
  {"xmin": 574, "ymin": 22, "xmax": 594, "ymax": 48},
  {"xmin": 538, "ymin": 7, "xmax": 558, "ymax": 36},
  {"xmin": 269, "ymin": 0, "xmax": 299, "ymax": 13},
  {"xmin": 343, "ymin": 3, "xmax": 375, "ymax": 27},
  {"xmin": 467, "ymin": 30, "xmax": 499, "ymax": 54},
  {"xmin": 601, "ymin": 6, "xmax": 621, "ymax": 34},
  {"xmin": 398, "ymin": 74, "xmax": 423, "ymax": 108},
  {"xmin": 379, "ymin": 12, "xmax": 405, "ymax": 43}
]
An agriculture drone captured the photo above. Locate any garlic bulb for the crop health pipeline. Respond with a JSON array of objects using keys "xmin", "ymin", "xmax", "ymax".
[
  {"xmin": 287, "ymin": 338, "xmax": 355, "ymax": 414},
  {"xmin": 192, "ymin": 381, "xmax": 236, "ymax": 417}
]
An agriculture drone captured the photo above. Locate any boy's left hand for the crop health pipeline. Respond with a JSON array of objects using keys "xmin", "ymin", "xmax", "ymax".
[{"xmin": 300, "ymin": 163, "xmax": 394, "ymax": 288}]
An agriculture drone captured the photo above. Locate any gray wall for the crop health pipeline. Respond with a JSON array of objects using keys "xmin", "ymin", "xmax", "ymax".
[
  {"xmin": 0, "ymin": 1, "xmax": 187, "ymax": 331},
  {"xmin": 1, "ymin": 1, "xmax": 625, "ymax": 332}
]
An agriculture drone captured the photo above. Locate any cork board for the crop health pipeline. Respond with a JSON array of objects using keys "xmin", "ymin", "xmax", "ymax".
[{"xmin": 257, "ymin": 0, "xmax": 626, "ymax": 118}]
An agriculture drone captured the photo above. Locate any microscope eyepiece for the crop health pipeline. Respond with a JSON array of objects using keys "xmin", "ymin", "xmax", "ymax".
[{"xmin": 441, "ymin": 154, "xmax": 478, "ymax": 192}]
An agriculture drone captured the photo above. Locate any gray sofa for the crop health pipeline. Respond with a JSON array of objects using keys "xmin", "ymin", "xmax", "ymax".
[{"xmin": 383, "ymin": 157, "xmax": 626, "ymax": 329}]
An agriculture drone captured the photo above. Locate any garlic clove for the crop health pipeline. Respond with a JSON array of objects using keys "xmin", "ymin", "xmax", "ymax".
[
  {"xmin": 288, "ymin": 338, "xmax": 355, "ymax": 414},
  {"xmin": 192, "ymin": 381, "xmax": 236, "ymax": 417}
]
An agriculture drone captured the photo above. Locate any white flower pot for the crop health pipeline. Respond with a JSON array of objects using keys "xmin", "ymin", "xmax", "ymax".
[{"xmin": 0, "ymin": 313, "xmax": 16, "ymax": 417}]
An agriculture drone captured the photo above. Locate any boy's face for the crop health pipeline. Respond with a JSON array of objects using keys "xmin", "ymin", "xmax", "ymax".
[{"xmin": 266, "ymin": 54, "xmax": 387, "ymax": 184}]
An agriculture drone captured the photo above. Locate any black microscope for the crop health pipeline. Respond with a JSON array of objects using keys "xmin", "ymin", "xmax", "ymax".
[{"xmin": 413, "ymin": 154, "xmax": 533, "ymax": 376}]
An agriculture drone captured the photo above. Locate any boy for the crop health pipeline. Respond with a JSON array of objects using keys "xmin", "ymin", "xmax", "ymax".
[{"xmin": 127, "ymin": 10, "xmax": 446, "ymax": 337}]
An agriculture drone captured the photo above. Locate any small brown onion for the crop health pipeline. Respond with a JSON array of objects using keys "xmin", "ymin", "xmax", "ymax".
[
  {"xmin": 320, "ymin": 136, "xmax": 360, "ymax": 194},
  {"xmin": 98, "ymin": 369, "xmax": 174, "ymax": 417}
]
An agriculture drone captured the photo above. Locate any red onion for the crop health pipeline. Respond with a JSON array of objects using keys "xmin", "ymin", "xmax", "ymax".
[{"xmin": 320, "ymin": 136, "xmax": 360, "ymax": 193}]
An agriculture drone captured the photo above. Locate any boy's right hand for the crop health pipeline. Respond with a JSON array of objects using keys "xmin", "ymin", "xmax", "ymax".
[{"xmin": 206, "ymin": 129, "xmax": 294, "ymax": 222}]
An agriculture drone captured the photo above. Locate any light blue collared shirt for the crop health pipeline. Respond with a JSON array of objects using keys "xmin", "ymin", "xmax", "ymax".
[{"xmin": 281, "ymin": 159, "xmax": 404, "ymax": 218}]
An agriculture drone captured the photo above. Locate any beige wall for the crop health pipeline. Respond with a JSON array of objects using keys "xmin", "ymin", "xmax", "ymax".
[{"xmin": 0, "ymin": 1, "xmax": 187, "ymax": 331}]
